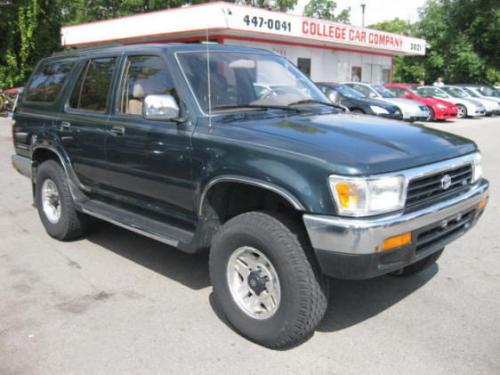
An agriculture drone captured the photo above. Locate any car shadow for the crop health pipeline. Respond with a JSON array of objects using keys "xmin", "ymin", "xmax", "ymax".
[
  {"xmin": 86, "ymin": 220, "xmax": 437, "ymax": 338},
  {"xmin": 318, "ymin": 266, "xmax": 437, "ymax": 332},
  {"xmin": 86, "ymin": 221, "xmax": 211, "ymax": 290}
]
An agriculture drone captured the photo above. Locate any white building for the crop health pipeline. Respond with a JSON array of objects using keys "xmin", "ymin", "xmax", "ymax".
[{"xmin": 61, "ymin": 1, "xmax": 426, "ymax": 83}]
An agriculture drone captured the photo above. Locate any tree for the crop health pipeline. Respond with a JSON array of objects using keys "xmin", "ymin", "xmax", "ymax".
[
  {"xmin": 303, "ymin": 0, "xmax": 350, "ymax": 23},
  {"xmin": 370, "ymin": 0, "xmax": 500, "ymax": 84}
]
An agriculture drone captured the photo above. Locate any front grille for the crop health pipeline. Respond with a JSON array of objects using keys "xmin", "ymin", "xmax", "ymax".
[
  {"xmin": 415, "ymin": 210, "xmax": 475, "ymax": 252},
  {"xmin": 405, "ymin": 164, "xmax": 473, "ymax": 211}
]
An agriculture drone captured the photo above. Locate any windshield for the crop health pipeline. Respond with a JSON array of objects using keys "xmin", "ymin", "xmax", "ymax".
[
  {"xmin": 463, "ymin": 87, "xmax": 479, "ymax": 97},
  {"xmin": 442, "ymin": 87, "xmax": 468, "ymax": 98},
  {"xmin": 478, "ymin": 86, "xmax": 500, "ymax": 97},
  {"xmin": 416, "ymin": 87, "xmax": 450, "ymax": 99},
  {"xmin": 372, "ymin": 85, "xmax": 395, "ymax": 98},
  {"xmin": 334, "ymin": 85, "xmax": 365, "ymax": 99},
  {"xmin": 177, "ymin": 51, "xmax": 327, "ymax": 112}
]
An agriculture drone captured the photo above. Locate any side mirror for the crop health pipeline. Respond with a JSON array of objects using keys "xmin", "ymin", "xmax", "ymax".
[
  {"xmin": 143, "ymin": 94, "xmax": 180, "ymax": 121},
  {"xmin": 368, "ymin": 92, "xmax": 377, "ymax": 98},
  {"xmin": 327, "ymin": 90, "xmax": 340, "ymax": 104}
]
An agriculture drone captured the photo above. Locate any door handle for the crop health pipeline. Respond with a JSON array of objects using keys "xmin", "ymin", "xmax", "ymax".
[
  {"xmin": 110, "ymin": 126, "xmax": 125, "ymax": 136},
  {"xmin": 59, "ymin": 121, "xmax": 71, "ymax": 131}
]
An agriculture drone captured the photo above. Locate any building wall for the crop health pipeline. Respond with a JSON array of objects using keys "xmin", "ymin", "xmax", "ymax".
[{"xmin": 223, "ymin": 38, "xmax": 392, "ymax": 84}]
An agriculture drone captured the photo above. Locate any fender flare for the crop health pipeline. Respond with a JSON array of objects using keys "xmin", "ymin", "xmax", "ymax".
[{"xmin": 198, "ymin": 175, "xmax": 305, "ymax": 216}]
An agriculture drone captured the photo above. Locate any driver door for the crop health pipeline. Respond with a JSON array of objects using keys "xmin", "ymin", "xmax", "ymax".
[{"xmin": 103, "ymin": 54, "xmax": 194, "ymax": 226}]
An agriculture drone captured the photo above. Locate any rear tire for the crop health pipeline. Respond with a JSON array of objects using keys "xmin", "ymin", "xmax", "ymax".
[
  {"xmin": 209, "ymin": 211, "xmax": 328, "ymax": 349},
  {"xmin": 35, "ymin": 160, "xmax": 88, "ymax": 240},
  {"xmin": 390, "ymin": 249, "xmax": 443, "ymax": 277}
]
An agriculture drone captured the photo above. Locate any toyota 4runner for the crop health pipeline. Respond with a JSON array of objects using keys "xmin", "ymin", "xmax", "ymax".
[{"xmin": 12, "ymin": 44, "xmax": 489, "ymax": 348}]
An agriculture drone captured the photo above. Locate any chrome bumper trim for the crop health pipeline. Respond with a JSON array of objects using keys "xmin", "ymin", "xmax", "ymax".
[
  {"xmin": 11, "ymin": 155, "xmax": 32, "ymax": 178},
  {"xmin": 303, "ymin": 179, "xmax": 489, "ymax": 255}
]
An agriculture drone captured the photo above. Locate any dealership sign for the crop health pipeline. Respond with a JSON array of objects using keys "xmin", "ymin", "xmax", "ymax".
[
  {"xmin": 61, "ymin": 2, "xmax": 426, "ymax": 56},
  {"xmin": 224, "ymin": 5, "xmax": 425, "ymax": 55}
]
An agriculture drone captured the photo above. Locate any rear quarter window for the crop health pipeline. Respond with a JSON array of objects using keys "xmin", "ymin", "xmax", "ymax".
[{"xmin": 24, "ymin": 60, "xmax": 75, "ymax": 103}]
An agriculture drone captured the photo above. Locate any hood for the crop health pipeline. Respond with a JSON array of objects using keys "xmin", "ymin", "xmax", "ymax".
[
  {"xmin": 472, "ymin": 97, "xmax": 499, "ymax": 110},
  {"xmin": 381, "ymin": 98, "xmax": 424, "ymax": 110},
  {"xmin": 433, "ymin": 98, "xmax": 456, "ymax": 107},
  {"xmin": 217, "ymin": 112, "xmax": 476, "ymax": 176},
  {"xmin": 345, "ymin": 96, "xmax": 398, "ymax": 111}
]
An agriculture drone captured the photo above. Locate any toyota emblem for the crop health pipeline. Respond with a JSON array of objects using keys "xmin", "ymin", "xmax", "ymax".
[{"xmin": 441, "ymin": 174, "xmax": 452, "ymax": 190}]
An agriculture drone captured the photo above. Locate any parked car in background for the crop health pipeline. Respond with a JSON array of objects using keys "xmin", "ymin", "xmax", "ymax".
[
  {"xmin": 316, "ymin": 82, "xmax": 403, "ymax": 120},
  {"xmin": 414, "ymin": 86, "xmax": 486, "ymax": 118},
  {"xmin": 455, "ymin": 84, "xmax": 500, "ymax": 104},
  {"xmin": 440, "ymin": 86, "xmax": 500, "ymax": 116},
  {"xmin": 0, "ymin": 87, "xmax": 23, "ymax": 116},
  {"xmin": 385, "ymin": 83, "xmax": 458, "ymax": 121},
  {"xmin": 344, "ymin": 82, "xmax": 430, "ymax": 122}
]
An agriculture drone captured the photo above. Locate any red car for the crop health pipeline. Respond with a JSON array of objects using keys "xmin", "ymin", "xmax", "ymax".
[{"xmin": 385, "ymin": 83, "xmax": 458, "ymax": 121}]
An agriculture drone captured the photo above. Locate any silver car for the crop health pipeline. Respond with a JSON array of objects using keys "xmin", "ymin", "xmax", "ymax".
[{"xmin": 344, "ymin": 82, "xmax": 430, "ymax": 122}]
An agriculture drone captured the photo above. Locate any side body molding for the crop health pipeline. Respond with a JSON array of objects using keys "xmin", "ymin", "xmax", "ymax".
[{"xmin": 198, "ymin": 175, "xmax": 306, "ymax": 216}]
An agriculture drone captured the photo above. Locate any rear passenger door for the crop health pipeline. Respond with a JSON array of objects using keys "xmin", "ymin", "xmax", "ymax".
[
  {"xmin": 56, "ymin": 56, "xmax": 119, "ymax": 190},
  {"xmin": 103, "ymin": 54, "xmax": 194, "ymax": 226}
]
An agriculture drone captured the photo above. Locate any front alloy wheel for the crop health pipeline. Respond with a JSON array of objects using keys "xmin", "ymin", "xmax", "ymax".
[
  {"xmin": 227, "ymin": 246, "xmax": 281, "ymax": 320},
  {"xmin": 456, "ymin": 104, "xmax": 467, "ymax": 118}
]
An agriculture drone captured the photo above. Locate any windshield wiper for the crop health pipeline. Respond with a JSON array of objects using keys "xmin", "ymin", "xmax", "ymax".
[
  {"xmin": 286, "ymin": 99, "xmax": 346, "ymax": 111},
  {"xmin": 211, "ymin": 104, "xmax": 300, "ymax": 113}
]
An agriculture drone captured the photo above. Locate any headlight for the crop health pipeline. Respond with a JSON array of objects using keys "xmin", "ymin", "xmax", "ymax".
[
  {"xmin": 437, "ymin": 103, "xmax": 447, "ymax": 109},
  {"xmin": 369, "ymin": 105, "xmax": 389, "ymax": 115},
  {"xmin": 329, "ymin": 175, "xmax": 406, "ymax": 217},
  {"xmin": 472, "ymin": 153, "xmax": 482, "ymax": 182}
]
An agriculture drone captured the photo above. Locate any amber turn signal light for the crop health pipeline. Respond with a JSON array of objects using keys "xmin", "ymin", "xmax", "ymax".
[
  {"xmin": 381, "ymin": 232, "xmax": 412, "ymax": 252},
  {"xmin": 477, "ymin": 197, "xmax": 488, "ymax": 210}
]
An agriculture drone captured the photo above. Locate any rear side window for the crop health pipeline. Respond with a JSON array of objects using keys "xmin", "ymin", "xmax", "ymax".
[
  {"xmin": 69, "ymin": 57, "xmax": 117, "ymax": 112},
  {"xmin": 24, "ymin": 60, "xmax": 75, "ymax": 103}
]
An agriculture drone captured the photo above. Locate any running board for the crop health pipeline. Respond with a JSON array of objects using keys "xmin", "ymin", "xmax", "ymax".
[{"xmin": 80, "ymin": 200, "xmax": 194, "ymax": 248}]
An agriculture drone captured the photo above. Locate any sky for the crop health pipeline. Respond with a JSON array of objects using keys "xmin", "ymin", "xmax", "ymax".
[{"xmin": 291, "ymin": 0, "xmax": 428, "ymax": 27}]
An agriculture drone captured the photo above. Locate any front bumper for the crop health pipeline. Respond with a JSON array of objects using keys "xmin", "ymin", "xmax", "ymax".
[
  {"xmin": 303, "ymin": 179, "xmax": 489, "ymax": 280},
  {"xmin": 469, "ymin": 109, "xmax": 486, "ymax": 117},
  {"xmin": 402, "ymin": 109, "xmax": 429, "ymax": 121}
]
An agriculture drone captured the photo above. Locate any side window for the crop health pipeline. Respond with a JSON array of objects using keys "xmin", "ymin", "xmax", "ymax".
[
  {"xmin": 117, "ymin": 55, "xmax": 175, "ymax": 116},
  {"xmin": 25, "ymin": 60, "xmax": 75, "ymax": 103},
  {"xmin": 69, "ymin": 57, "xmax": 117, "ymax": 112}
]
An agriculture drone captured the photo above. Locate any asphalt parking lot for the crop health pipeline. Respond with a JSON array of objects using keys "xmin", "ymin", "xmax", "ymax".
[{"xmin": 1, "ymin": 116, "xmax": 499, "ymax": 375}]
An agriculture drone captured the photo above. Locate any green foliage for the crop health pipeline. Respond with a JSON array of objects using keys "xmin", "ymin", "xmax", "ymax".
[
  {"xmin": 303, "ymin": 0, "xmax": 350, "ymax": 23},
  {"xmin": 371, "ymin": 0, "xmax": 499, "ymax": 84}
]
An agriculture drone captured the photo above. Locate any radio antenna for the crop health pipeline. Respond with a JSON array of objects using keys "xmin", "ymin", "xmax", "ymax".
[{"xmin": 205, "ymin": 27, "xmax": 212, "ymax": 128}]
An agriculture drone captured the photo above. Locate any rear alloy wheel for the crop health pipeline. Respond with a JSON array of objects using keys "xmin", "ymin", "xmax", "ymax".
[
  {"xmin": 456, "ymin": 104, "xmax": 467, "ymax": 118},
  {"xmin": 210, "ymin": 211, "xmax": 328, "ymax": 349},
  {"xmin": 35, "ymin": 160, "xmax": 88, "ymax": 240}
]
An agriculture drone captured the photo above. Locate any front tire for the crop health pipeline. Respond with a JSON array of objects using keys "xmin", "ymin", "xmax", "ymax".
[
  {"xmin": 456, "ymin": 104, "xmax": 467, "ymax": 118},
  {"xmin": 426, "ymin": 107, "xmax": 435, "ymax": 121},
  {"xmin": 209, "ymin": 212, "xmax": 328, "ymax": 349},
  {"xmin": 35, "ymin": 160, "xmax": 88, "ymax": 240}
]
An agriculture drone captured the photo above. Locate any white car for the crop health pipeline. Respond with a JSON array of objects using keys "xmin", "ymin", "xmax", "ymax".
[
  {"xmin": 414, "ymin": 86, "xmax": 486, "ymax": 118},
  {"xmin": 344, "ymin": 82, "xmax": 430, "ymax": 121},
  {"xmin": 441, "ymin": 86, "xmax": 500, "ymax": 116},
  {"xmin": 457, "ymin": 85, "xmax": 500, "ymax": 105}
]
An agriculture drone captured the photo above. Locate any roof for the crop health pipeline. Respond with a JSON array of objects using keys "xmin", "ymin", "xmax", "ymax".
[
  {"xmin": 61, "ymin": 2, "xmax": 426, "ymax": 56},
  {"xmin": 50, "ymin": 43, "xmax": 272, "ymax": 59}
]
